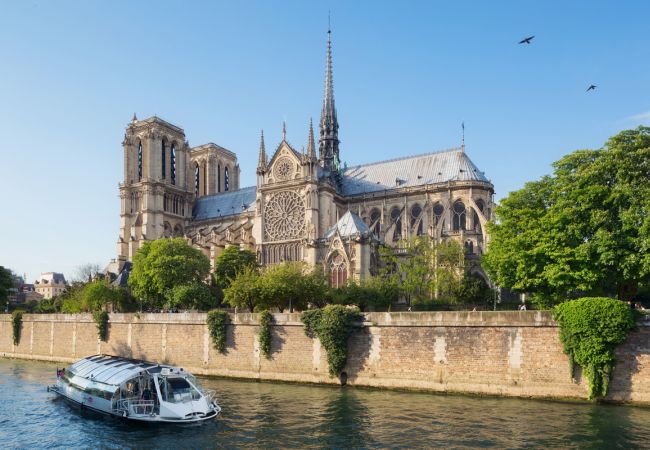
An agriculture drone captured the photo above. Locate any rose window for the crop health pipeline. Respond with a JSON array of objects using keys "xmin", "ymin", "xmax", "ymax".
[
  {"xmin": 264, "ymin": 191, "xmax": 305, "ymax": 240},
  {"xmin": 274, "ymin": 157, "xmax": 294, "ymax": 181}
]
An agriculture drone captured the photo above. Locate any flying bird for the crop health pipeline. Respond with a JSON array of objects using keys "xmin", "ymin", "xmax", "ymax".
[
  {"xmin": 519, "ymin": 36, "xmax": 535, "ymax": 44},
  {"xmin": 586, "ymin": 84, "xmax": 597, "ymax": 92}
]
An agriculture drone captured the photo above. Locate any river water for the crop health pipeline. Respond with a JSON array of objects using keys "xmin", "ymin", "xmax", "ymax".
[{"xmin": 1, "ymin": 358, "xmax": 648, "ymax": 449}]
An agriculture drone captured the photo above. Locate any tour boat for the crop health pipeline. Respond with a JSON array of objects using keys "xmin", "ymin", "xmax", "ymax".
[{"xmin": 48, "ymin": 354, "xmax": 221, "ymax": 423}]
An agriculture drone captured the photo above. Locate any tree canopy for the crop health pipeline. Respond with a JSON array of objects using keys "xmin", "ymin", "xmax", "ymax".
[
  {"xmin": 483, "ymin": 127, "xmax": 650, "ymax": 305},
  {"xmin": 0, "ymin": 266, "xmax": 14, "ymax": 306},
  {"xmin": 128, "ymin": 238, "xmax": 212, "ymax": 309},
  {"xmin": 213, "ymin": 246, "xmax": 258, "ymax": 290}
]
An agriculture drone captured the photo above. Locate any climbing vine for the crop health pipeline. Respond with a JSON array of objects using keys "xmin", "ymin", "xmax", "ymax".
[
  {"xmin": 554, "ymin": 297, "xmax": 636, "ymax": 400},
  {"xmin": 207, "ymin": 310, "xmax": 229, "ymax": 353},
  {"xmin": 11, "ymin": 311, "xmax": 23, "ymax": 345},
  {"xmin": 301, "ymin": 305, "xmax": 363, "ymax": 378},
  {"xmin": 93, "ymin": 311, "xmax": 110, "ymax": 342},
  {"xmin": 258, "ymin": 310, "xmax": 273, "ymax": 358}
]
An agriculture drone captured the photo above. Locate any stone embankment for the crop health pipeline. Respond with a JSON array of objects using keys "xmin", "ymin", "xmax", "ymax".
[{"xmin": 1, "ymin": 311, "xmax": 649, "ymax": 403}]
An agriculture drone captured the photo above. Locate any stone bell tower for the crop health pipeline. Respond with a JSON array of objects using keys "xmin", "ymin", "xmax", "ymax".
[{"xmin": 117, "ymin": 115, "xmax": 194, "ymax": 268}]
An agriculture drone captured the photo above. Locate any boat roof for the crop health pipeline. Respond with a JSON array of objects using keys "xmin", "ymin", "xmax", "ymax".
[{"xmin": 68, "ymin": 354, "xmax": 163, "ymax": 386}]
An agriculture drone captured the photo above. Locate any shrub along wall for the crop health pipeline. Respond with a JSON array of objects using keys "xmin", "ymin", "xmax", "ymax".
[{"xmin": 1, "ymin": 311, "xmax": 650, "ymax": 404}]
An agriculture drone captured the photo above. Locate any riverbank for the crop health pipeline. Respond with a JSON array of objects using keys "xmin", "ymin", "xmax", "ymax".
[{"xmin": 2, "ymin": 311, "xmax": 649, "ymax": 404}]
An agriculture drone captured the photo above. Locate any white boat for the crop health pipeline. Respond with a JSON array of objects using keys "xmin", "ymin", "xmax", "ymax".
[{"xmin": 48, "ymin": 354, "xmax": 221, "ymax": 423}]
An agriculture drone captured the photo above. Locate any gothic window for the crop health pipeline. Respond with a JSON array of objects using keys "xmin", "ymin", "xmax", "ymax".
[
  {"xmin": 474, "ymin": 211, "xmax": 482, "ymax": 233},
  {"xmin": 173, "ymin": 224, "xmax": 183, "ymax": 237},
  {"xmin": 370, "ymin": 209, "xmax": 381, "ymax": 236},
  {"xmin": 163, "ymin": 222, "xmax": 172, "ymax": 238},
  {"xmin": 433, "ymin": 203, "xmax": 444, "ymax": 227},
  {"xmin": 194, "ymin": 163, "xmax": 200, "ymax": 195},
  {"xmin": 203, "ymin": 162, "xmax": 208, "ymax": 195},
  {"xmin": 170, "ymin": 144, "xmax": 176, "ymax": 185},
  {"xmin": 224, "ymin": 166, "xmax": 230, "ymax": 191},
  {"xmin": 218, "ymin": 164, "xmax": 221, "ymax": 193},
  {"xmin": 329, "ymin": 253, "xmax": 348, "ymax": 288},
  {"xmin": 264, "ymin": 191, "xmax": 305, "ymax": 240},
  {"xmin": 411, "ymin": 203, "xmax": 423, "ymax": 236},
  {"xmin": 453, "ymin": 201, "xmax": 466, "ymax": 231},
  {"xmin": 138, "ymin": 141, "xmax": 143, "ymax": 181},
  {"xmin": 465, "ymin": 240, "xmax": 474, "ymax": 254},
  {"xmin": 391, "ymin": 206, "xmax": 402, "ymax": 242},
  {"xmin": 161, "ymin": 140, "xmax": 166, "ymax": 179},
  {"xmin": 163, "ymin": 193, "xmax": 168, "ymax": 212}
]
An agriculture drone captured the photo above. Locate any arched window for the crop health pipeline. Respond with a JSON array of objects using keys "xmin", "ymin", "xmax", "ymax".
[
  {"xmin": 194, "ymin": 163, "xmax": 200, "ymax": 195},
  {"xmin": 163, "ymin": 222, "xmax": 172, "ymax": 238},
  {"xmin": 329, "ymin": 253, "xmax": 348, "ymax": 288},
  {"xmin": 173, "ymin": 224, "xmax": 183, "ymax": 237},
  {"xmin": 465, "ymin": 240, "xmax": 474, "ymax": 254},
  {"xmin": 433, "ymin": 203, "xmax": 444, "ymax": 228},
  {"xmin": 138, "ymin": 141, "xmax": 143, "ymax": 181},
  {"xmin": 224, "ymin": 166, "xmax": 230, "ymax": 191},
  {"xmin": 370, "ymin": 208, "xmax": 381, "ymax": 235},
  {"xmin": 161, "ymin": 141, "xmax": 166, "ymax": 179},
  {"xmin": 411, "ymin": 203, "xmax": 423, "ymax": 236},
  {"xmin": 453, "ymin": 201, "xmax": 466, "ymax": 231},
  {"xmin": 170, "ymin": 144, "xmax": 176, "ymax": 185},
  {"xmin": 391, "ymin": 206, "xmax": 402, "ymax": 242},
  {"xmin": 218, "ymin": 163, "xmax": 221, "ymax": 193}
]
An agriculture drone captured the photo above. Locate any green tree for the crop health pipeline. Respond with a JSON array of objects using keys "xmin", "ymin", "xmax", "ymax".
[
  {"xmin": 484, "ymin": 127, "xmax": 650, "ymax": 303},
  {"xmin": 83, "ymin": 280, "xmax": 123, "ymax": 311},
  {"xmin": 378, "ymin": 237, "xmax": 464, "ymax": 306},
  {"xmin": 0, "ymin": 266, "xmax": 14, "ymax": 310},
  {"xmin": 223, "ymin": 266, "xmax": 262, "ymax": 311},
  {"xmin": 214, "ymin": 246, "xmax": 258, "ymax": 290},
  {"xmin": 258, "ymin": 262, "xmax": 311, "ymax": 312},
  {"xmin": 168, "ymin": 283, "xmax": 218, "ymax": 311},
  {"xmin": 128, "ymin": 238, "xmax": 211, "ymax": 309},
  {"xmin": 330, "ymin": 277, "xmax": 398, "ymax": 311}
]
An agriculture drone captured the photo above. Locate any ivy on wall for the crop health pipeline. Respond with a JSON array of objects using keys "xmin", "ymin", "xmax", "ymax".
[
  {"xmin": 93, "ymin": 311, "xmax": 110, "ymax": 342},
  {"xmin": 258, "ymin": 310, "xmax": 273, "ymax": 358},
  {"xmin": 11, "ymin": 311, "xmax": 23, "ymax": 345},
  {"xmin": 301, "ymin": 305, "xmax": 362, "ymax": 378},
  {"xmin": 554, "ymin": 297, "xmax": 636, "ymax": 400},
  {"xmin": 207, "ymin": 310, "xmax": 229, "ymax": 353}
]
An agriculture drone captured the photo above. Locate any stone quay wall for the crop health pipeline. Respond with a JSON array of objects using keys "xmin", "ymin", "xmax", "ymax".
[{"xmin": 1, "ymin": 311, "xmax": 649, "ymax": 404}]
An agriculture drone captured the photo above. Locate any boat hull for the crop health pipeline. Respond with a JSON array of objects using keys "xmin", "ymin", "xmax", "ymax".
[{"xmin": 49, "ymin": 385, "xmax": 220, "ymax": 424}]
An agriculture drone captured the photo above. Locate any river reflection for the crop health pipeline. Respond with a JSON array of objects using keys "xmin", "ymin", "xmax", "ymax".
[{"xmin": 1, "ymin": 358, "xmax": 648, "ymax": 449}]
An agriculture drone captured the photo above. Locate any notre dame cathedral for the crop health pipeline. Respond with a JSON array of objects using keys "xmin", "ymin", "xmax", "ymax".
[{"xmin": 115, "ymin": 30, "xmax": 494, "ymax": 287}]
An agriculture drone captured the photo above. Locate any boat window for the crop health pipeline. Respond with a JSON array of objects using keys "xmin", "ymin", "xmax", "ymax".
[{"xmin": 160, "ymin": 377, "xmax": 200, "ymax": 403}]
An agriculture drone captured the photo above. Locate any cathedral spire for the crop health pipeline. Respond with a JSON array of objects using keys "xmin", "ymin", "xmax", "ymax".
[
  {"xmin": 307, "ymin": 118, "xmax": 317, "ymax": 160},
  {"xmin": 282, "ymin": 121, "xmax": 287, "ymax": 141},
  {"xmin": 257, "ymin": 130, "xmax": 267, "ymax": 174},
  {"xmin": 319, "ymin": 26, "xmax": 340, "ymax": 173}
]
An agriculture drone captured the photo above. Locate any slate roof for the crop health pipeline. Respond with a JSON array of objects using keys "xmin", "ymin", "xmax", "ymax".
[
  {"xmin": 339, "ymin": 148, "xmax": 490, "ymax": 196},
  {"xmin": 192, "ymin": 186, "xmax": 257, "ymax": 221},
  {"xmin": 324, "ymin": 211, "xmax": 374, "ymax": 240}
]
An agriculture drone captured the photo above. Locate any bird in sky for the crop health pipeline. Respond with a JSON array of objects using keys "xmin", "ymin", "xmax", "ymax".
[
  {"xmin": 519, "ymin": 36, "xmax": 535, "ymax": 44},
  {"xmin": 586, "ymin": 84, "xmax": 597, "ymax": 92}
]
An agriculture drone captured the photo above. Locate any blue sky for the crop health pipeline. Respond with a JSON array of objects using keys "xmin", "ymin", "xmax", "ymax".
[{"xmin": 1, "ymin": 0, "xmax": 649, "ymax": 282}]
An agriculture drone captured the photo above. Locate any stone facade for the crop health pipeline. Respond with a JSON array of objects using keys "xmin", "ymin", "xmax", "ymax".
[
  {"xmin": 2, "ymin": 312, "xmax": 650, "ymax": 404},
  {"xmin": 115, "ymin": 30, "xmax": 495, "ymax": 282}
]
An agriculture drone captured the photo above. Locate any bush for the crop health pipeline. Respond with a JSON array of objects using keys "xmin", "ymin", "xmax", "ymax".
[
  {"xmin": 258, "ymin": 310, "xmax": 273, "ymax": 358},
  {"xmin": 207, "ymin": 310, "xmax": 229, "ymax": 353},
  {"xmin": 301, "ymin": 305, "xmax": 362, "ymax": 377},
  {"xmin": 554, "ymin": 297, "xmax": 636, "ymax": 400},
  {"xmin": 93, "ymin": 311, "xmax": 110, "ymax": 341},
  {"xmin": 11, "ymin": 311, "xmax": 23, "ymax": 345}
]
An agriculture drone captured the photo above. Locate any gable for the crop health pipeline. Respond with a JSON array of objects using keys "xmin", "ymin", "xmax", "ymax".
[{"xmin": 267, "ymin": 141, "xmax": 302, "ymax": 183}]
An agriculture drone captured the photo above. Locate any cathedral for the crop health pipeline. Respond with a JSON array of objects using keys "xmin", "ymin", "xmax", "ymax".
[{"xmin": 115, "ymin": 30, "xmax": 494, "ymax": 286}]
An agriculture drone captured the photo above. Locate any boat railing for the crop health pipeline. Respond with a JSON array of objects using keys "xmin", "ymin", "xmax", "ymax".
[
  {"xmin": 116, "ymin": 398, "xmax": 155, "ymax": 416},
  {"xmin": 201, "ymin": 389, "xmax": 216, "ymax": 402}
]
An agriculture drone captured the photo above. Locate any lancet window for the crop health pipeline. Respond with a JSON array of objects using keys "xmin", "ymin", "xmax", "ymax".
[
  {"xmin": 194, "ymin": 163, "xmax": 200, "ymax": 195},
  {"xmin": 433, "ymin": 203, "xmax": 444, "ymax": 227},
  {"xmin": 224, "ymin": 167, "xmax": 230, "ymax": 191},
  {"xmin": 453, "ymin": 201, "xmax": 466, "ymax": 231},
  {"xmin": 370, "ymin": 208, "xmax": 381, "ymax": 236},
  {"xmin": 161, "ymin": 141, "xmax": 166, "ymax": 179},
  {"xmin": 411, "ymin": 203, "xmax": 423, "ymax": 236},
  {"xmin": 391, "ymin": 207, "xmax": 402, "ymax": 242},
  {"xmin": 170, "ymin": 144, "xmax": 176, "ymax": 185},
  {"xmin": 329, "ymin": 253, "xmax": 348, "ymax": 288},
  {"xmin": 137, "ymin": 141, "xmax": 143, "ymax": 181}
]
